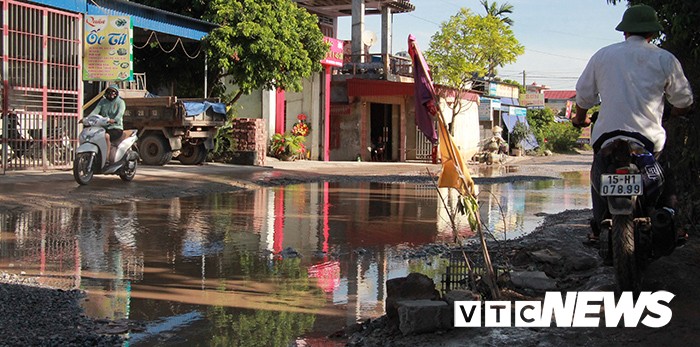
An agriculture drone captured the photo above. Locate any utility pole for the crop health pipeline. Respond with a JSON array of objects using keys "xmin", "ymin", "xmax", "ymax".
[{"xmin": 522, "ymin": 70, "xmax": 526, "ymax": 88}]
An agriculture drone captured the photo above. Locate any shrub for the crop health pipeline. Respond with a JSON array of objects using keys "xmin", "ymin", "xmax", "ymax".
[
  {"xmin": 269, "ymin": 132, "xmax": 306, "ymax": 159},
  {"xmin": 527, "ymin": 108, "xmax": 556, "ymax": 146},
  {"xmin": 542, "ymin": 121, "xmax": 581, "ymax": 152}
]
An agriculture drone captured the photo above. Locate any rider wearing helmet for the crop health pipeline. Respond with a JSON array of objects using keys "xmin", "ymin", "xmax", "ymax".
[
  {"xmin": 89, "ymin": 84, "xmax": 126, "ymax": 163},
  {"xmin": 572, "ymin": 4, "xmax": 693, "ymax": 241}
]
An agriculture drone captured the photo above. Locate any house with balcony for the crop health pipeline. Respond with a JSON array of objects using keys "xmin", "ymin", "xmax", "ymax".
[{"xmin": 238, "ymin": 0, "xmax": 482, "ymax": 162}]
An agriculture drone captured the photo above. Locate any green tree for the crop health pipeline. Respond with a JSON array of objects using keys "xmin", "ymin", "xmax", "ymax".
[
  {"xmin": 426, "ymin": 8, "xmax": 524, "ymax": 133},
  {"xmin": 203, "ymin": 0, "xmax": 328, "ymax": 106},
  {"xmin": 480, "ymin": 0, "xmax": 514, "ymax": 26},
  {"xmin": 542, "ymin": 122, "xmax": 581, "ymax": 153},
  {"xmin": 130, "ymin": 0, "xmax": 213, "ymax": 97},
  {"xmin": 605, "ymin": 0, "xmax": 699, "ymax": 221},
  {"xmin": 526, "ymin": 108, "xmax": 556, "ymax": 145}
]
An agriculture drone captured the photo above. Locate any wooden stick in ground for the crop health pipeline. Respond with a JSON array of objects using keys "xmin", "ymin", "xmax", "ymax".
[
  {"xmin": 427, "ymin": 168, "xmax": 478, "ymax": 291},
  {"xmin": 434, "ymin": 106, "xmax": 500, "ymax": 300}
]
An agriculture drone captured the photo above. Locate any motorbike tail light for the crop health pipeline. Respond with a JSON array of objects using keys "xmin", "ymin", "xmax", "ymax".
[{"xmin": 615, "ymin": 168, "xmax": 630, "ymax": 174}]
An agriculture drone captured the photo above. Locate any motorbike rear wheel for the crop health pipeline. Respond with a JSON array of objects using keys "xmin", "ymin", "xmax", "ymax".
[
  {"xmin": 119, "ymin": 155, "xmax": 137, "ymax": 182},
  {"xmin": 612, "ymin": 214, "xmax": 641, "ymax": 293},
  {"xmin": 73, "ymin": 152, "xmax": 94, "ymax": 185}
]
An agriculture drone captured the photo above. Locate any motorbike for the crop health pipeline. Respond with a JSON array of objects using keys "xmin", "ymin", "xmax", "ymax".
[
  {"xmin": 73, "ymin": 114, "xmax": 139, "ymax": 185},
  {"xmin": 1, "ymin": 110, "xmax": 36, "ymax": 160},
  {"xmin": 592, "ymin": 132, "xmax": 679, "ymax": 293}
]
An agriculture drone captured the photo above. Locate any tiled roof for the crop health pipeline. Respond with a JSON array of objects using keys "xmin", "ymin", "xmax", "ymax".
[{"xmin": 544, "ymin": 90, "xmax": 576, "ymax": 100}]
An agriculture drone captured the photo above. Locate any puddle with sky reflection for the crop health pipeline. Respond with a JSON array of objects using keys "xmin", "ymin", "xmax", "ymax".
[{"xmin": 0, "ymin": 172, "xmax": 590, "ymax": 346}]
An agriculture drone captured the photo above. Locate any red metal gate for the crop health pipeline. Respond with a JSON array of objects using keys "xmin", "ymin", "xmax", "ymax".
[{"xmin": 1, "ymin": 0, "xmax": 82, "ymax": 172}]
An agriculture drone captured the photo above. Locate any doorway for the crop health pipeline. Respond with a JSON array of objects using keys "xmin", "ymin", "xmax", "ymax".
[{"xmin": 370, "ymin": 103, "xmax": 392, "ymax": 161}]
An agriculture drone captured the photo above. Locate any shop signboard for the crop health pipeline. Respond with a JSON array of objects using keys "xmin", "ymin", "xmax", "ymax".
[
  {"xmin": 511, "ymin": 106, "xmax": 528, "ymax": 118},
  {"xmin": 83, "ymin": 15, "xmax": 133, "ymax": 81},
  {"xmin": 321, "ymin": 36, "xmax": 344, "ymax": 67},
  {"xmin": 479, "ymin": 98, "xmax": 502, "ymax": 121},
  {"xmin": 519, "ymin": 93, "xmax": 545, "ymax": 107}
]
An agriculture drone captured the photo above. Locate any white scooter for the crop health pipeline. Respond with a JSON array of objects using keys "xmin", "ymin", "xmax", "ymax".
[{"xmin": 73, "ymin": 114, "xmax": 139, "ymax": 185}]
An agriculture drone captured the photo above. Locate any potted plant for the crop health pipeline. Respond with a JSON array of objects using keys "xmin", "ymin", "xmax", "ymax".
[
  {"xmin": 509, "ymin": 121, "xmax": 528, "ymax": 156},
  {"xmin": 269, "ymin": 132, "xmax": 306, "ymax": 161},
  {"xmin": 291, "ymin": 113, "xmax": 311, "ymax": 137}
]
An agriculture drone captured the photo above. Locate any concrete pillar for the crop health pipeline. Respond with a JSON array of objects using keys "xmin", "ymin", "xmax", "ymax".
[
  {"xmin": 381, "ymin": 6, "xmax": 392, "ymax": 55},
  {"xmin": 381, "ymin": 6, "xmax": 392, "ymax": 75},
  {"xmin": 262, "ymin": 88, "xmax": 276, "ymax": 137},
  {"xmin": 351, "ymin": 0, "xmax": 365, "ymax": 63}
]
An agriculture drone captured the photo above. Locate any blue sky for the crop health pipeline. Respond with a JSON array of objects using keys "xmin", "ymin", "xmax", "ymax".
[{"xmin": 337, "ymin": 0, "xmax": 629, "ymax": 90}]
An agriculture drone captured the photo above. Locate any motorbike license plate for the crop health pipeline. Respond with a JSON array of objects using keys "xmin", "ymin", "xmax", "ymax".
[{"xmin": 600, "ymin": 174, "xmax": 643, "ymax": 196}]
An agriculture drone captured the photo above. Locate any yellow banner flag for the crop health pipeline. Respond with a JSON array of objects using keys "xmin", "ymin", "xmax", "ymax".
[{"xmin": 437, "ymin": 118, "xmax": 475, "ymax": 196}]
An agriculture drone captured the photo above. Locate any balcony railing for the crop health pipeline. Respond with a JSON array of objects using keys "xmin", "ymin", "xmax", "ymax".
[{"xmin": 333, "ymin": 53, "xmax": 413, "ymax": 80}]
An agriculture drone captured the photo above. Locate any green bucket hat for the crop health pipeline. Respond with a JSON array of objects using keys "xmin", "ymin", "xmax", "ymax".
[{"xmin": 615, "ymin": 4, "xmax": 663, "ymax": 33}]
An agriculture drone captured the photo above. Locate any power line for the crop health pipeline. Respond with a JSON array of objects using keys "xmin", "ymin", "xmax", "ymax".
[
  {"xmin": 525, "ymin": 48, "xmax": 589, "ymax": 61},
  {"xmin": 546, "ymin": 30, "xmax": 620, "ymax": 43},
  {"xmin": 404, "ymin": 13, "xmax": 442, "ymax": 26}
]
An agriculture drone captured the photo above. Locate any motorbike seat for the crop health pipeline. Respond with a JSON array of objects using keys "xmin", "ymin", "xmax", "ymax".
[{"xmin": 112, "ymin": 130, "xmax": 135, "ymax": 146}]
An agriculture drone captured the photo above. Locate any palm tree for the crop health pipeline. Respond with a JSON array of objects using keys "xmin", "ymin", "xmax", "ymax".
[{"xmin": 480, "ymin": 0, "xmax": 514, "ymax": 26}]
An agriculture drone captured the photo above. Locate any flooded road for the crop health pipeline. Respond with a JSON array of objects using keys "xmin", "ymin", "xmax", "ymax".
[{"xmin": 0, "ymin": 172, "xmax": 590, "ymax": 346}]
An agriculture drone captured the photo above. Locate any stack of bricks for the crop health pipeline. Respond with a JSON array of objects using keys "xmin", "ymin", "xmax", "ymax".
[{"xmin": 231, "ymin": 118, "xmax": 267, "ymax": 166}]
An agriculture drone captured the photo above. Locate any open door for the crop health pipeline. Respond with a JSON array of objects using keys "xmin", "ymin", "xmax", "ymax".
[{"xmin": 369, "ymin": 103, "xmax": 392, "ymax": 161}]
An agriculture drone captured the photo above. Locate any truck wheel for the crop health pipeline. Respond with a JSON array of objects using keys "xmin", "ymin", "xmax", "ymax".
[
  {"xmin": 140, "ymin": 134, "xmax": 172, "ymax": 166},
  {"xmin": 178, "ymin": 143, "xmax": 207, "ymax": 165}
]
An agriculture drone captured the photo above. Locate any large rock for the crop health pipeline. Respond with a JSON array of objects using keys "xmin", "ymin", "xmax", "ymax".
[
  {"xmin": 385, "ymin": 273, "xmax": 440, "ymax": 327},
  {"xmin": 509, "ymin": 271, "xmax": 557, "ymax": 291},
  {"xmin": 443, "ymin": 289, "xmax": 481, "ymax": 306},
  {"xmin": 529, "ymin": 248, "xmax": 563, "ymax": 264},
  {"xmin": 397, "ymin": 300, "xmax": 450, "ymax": 335}
]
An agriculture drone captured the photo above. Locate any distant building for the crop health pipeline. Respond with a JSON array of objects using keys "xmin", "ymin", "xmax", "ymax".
[
  {"xmin": 544, "ymin": 90, "xmax": 577, "ymax": 115},
  {"xmin": 525, "ymin": 82, "xmax": 549, "ymax": 94}
]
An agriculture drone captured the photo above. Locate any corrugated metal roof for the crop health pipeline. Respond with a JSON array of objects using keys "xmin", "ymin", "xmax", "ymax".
[
  {"xmin": 501, "ymin": 97, "xmax": 520, "ymax": 106},
  {"xmin": 89, "ymin": 0, "xmax": 216, "ymax": 40},
  {"xmin": 28, "ymin": 0, "xmax": 217, "ymax": 41},
  {"xmin": 295, "ymin": 0, "xmax": 415, "ymax": 17},
  {"xmin": 544, "ymin": 90, "xmax": 576, "ymax": 100}
]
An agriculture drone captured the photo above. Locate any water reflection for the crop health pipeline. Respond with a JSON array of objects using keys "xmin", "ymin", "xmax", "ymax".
[
  {"xmin": 477, "ymin": 171, "xmax": 590, "ymax": 239},
  {"xmin": 0, "ymin": 174, "xmax": 590, "ymax": 346}
]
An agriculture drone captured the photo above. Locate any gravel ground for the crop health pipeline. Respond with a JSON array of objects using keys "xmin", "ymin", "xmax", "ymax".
[
  {"xmin": 0, "ymin": 273, "xmax": 125, "ymax": 346},
  {"xmin": 0, "ymin": 152, "xmax": 594, "ymax": 346}
]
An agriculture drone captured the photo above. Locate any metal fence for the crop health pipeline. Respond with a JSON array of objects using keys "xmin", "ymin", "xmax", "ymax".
[
  {"xmin": 415, "ymin": 124, "xmax": 435, "ymax": 161},
  {"xmin": 1, "ymin": 0, "xmax": 82, "ymax": 173}
]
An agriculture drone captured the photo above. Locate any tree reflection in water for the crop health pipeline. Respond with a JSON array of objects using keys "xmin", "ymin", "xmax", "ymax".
[
  {"xmin": 207, "ymin": 307, "xmax": 315, "ymax": 347},
  {"xmin": 206, "ymin": 256, "xmax": 318, "ymax": 347}
]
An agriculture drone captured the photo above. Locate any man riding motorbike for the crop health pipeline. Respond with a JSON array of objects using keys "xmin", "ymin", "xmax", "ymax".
[
  {"xmin": 89, "ymin": 84, "xmax": 125, "ymax": 164},
  {"xmin": 572, "ymin": 4, "xmax": 693, "ymax": 244}
]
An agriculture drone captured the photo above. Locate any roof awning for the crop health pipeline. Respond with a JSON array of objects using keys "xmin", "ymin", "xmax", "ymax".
[
  {"xmin": 294, "ymin": 0, "xmax": 415, "ymax": 17},
  {"xmin": 30, "ymin": 0, "xmax": 217, "ymax": 41},
  {"xmin": 89, "ymin": 0, "xmax": 216, "ymax": 41},
  {"xmin": 500, "ymin": 97, "xmax": 520, "ymax": 106}
]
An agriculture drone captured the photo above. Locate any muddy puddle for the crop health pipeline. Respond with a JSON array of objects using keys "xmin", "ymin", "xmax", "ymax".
[{"xmin": 0, "ymin": 172, "xmax": 590, "ymax": 346}]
